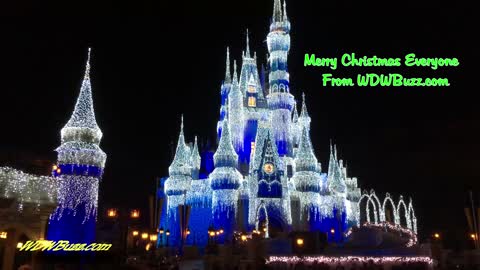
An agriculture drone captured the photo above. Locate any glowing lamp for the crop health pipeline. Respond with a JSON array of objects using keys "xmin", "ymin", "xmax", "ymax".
[
  {"xmin": 141, "ymin": 233, "xmax": 148, "ymax": 239},
  {"xmin": 132, "ymin": 230, "xmax": 139, "ymax": 236},
  {"xmin": 471, "ymin": 234, "xmax": 476, "ymax": 239},
  {"xmin": 186, "ymin": 229, "xmax": 191, "ymax": 235},
  {"xmin": 56, "ymin": 168, "xmax": 61, "ymax": 174},
  {"xmin": 159, "ymin": 227, "xmax": 164, "ymax": 234},
  {"xmin": 0, "ymin": 231, "xmax": 7, "ymax": 239},
  {"xmin": 296, "ymin": 238, "xmax": 304, "ymax": 246},
  {"xmin": 17, "ymin": 242, "xmax": 23, "ymax": 249},
  {"xmin": 241, "ymin": 235, "xmax": 247, "ymax": 241},
  {"xmin": 209, "ymin": 231, "xmax": 215, "ymax": 237},
  {"xmin": 434, "ymin": 233, "xmax": 440, "ymax": 239},
  {"xmin": 145, "ymin": 243, "xmax": 151, "ymax": 251},
  {"xmin": 330, "ymin": 228, "xmax": 335, "ymax": 234},
  {"xmin": 166, "ymin": 230, "xmax": 170, "ymax": 236},
  {"xmin": 53, "ymin": 165, "xmax": 58, "ymax": 170},
  {"xmin": 219, "ymin": 229, "xmax": 224, "ymax": 234},
  {"xmin": 130, "ymin": 209, "xmax": 140, "ymax": 218},
  {"xmin": 150, "ymin": 234, "xmax": 158, "ymax": 241},
  {"xmin": 263, "ymin": 227, "xmax": 267, "ymax": 232},
  {"xmin": 107, "ymin": 208, "xmax": 117, "ymax": 218}
]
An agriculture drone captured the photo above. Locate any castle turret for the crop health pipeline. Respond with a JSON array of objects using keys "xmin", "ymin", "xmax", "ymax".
[
  {"xmin": 266, "ymin": 0, "xmax": 295, "ymax": 157},
  {"xmin": 291, "ymin": 101, "xmax": 300, "ymax": 148},
  {"xmin": 190, "ymin": 136, "xmax": 201, "ymax": 180},
  {"xmin": 324, "ymin": 143, "xmax": 348, "ymax": 242},
  {"xmin": 48, "ymin": 48, "xmax": 106, "ymax": 243},
  {"xmin": 165, "ymin": 116, "xmax": 192, "ymax": 197},
  {"xmin": 228, "ymin": 61, "xmax": 245, "ymax": 155},
  {"xmin": 299, "ymin": 93, "xmax": 311, "ymax": 132},
  {"xmin": 291, "ymin": 125, "xmax": 322, "ymax": 230},
  {"xmin": 217, "ymin": 48, "xmax": 232, "ymax": 140},
  {"xmin": 210, "ymin": 119, "xmax": 243, "ymax": 242}
]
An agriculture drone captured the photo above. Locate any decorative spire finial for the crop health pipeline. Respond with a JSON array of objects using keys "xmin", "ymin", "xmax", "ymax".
[
  {"xmin": 180, "ymin": 114, "xmax": 184, "ymax": 132},
  {"xmin": 85, "ymin": 47, "xmax": 91, "ymax": 80},
  {"xmin": 300, "ymin": 92, "xmax": 309, "ymax": 118},
  {"xmin": 233, "ymin": 60, "xmax": 238, "ymax": 82},
  {"xmin": 283, "ymin": 0, "xmax": 288, "ymax": 21},
  {"xmin": 225, "ymin": 47, "xmax": 231, "ymax": 83},
  {"xmin": 246, "ymin": 29, "xmax": 251, "ymax": 58}
]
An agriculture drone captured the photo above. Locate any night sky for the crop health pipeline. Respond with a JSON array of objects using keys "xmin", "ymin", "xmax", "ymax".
[{"xmin": 1, "ymin": 0, "xmax": 476, "ymax": 247}]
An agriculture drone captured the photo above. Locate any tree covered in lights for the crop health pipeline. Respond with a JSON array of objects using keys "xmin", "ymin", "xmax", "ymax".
[
  {"xmin": 47, "ymin": 48, "xmax": 107, "ymax": 244},
  {"xmin": 160, "ymin": 0, "xmax": 363, "ymax": 248}
]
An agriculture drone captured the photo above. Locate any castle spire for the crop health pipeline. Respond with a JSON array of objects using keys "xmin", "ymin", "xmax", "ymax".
[
  {"xmin": 272, "ymin": 0, "xmax": 283, "ymax": 22},
  {"xmin": 225, "ymin": 47, "xmax": 231, "ymax": 84},
  {"xmin": 232, "ymin": 60, "xmax": 238, "ymax": 83},
  {"xmin": 292, "ymin": 101, "xmax": 299, "ymax": 123},
  {"xmin": 191, "ymin": 136, "xmax": 201, "ymax": 179},
  {"xmin": 283, "ymin": 0, "xmax": 288, "ymax": 21},
  {"xmin": 64, "ymin": 47, "xmax": 100, "ymax": 131},
  {"xmin": 295, "ymin": 125, "xmax": 318, "ymax": 171},
  {"xmin": 245, "ymin": 29, "xmax": 251, "ymax": 58},
  {"xmin": 300, "ymin": 92, "xmax": 309, "ymax": 118},
  {"xmin": 168, "ymin": 115, "xmax": 191, "ymax": 175},
  {"xmin": 214, "ymin": 119, "xmax": 238, "ymax": 167}
]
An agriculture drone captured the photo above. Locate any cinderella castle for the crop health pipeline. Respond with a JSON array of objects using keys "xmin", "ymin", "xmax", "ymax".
[{"xmin": 158, "ymin": 0, "xmax": 362, "ymax": 248}]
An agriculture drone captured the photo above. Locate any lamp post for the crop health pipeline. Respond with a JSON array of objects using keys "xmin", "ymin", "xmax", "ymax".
[{"xmin": 159, "ymin": 227, "xmax": 164, "ymax": 247}]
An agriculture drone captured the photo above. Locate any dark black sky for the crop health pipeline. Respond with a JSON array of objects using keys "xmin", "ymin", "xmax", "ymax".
[{"xmin": 1, "ymin": 0, "xmax": 477, "ymax": 246}]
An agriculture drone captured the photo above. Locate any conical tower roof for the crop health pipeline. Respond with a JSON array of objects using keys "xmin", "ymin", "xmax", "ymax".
[
  {"xmin": 168, "ymin": 116, "xmax": 192, "ymax": 176},
  {"xmin": 214, "ymin": 118, "xmax": 238, "ymax": 168},
  {"xmin": 295, "ymin": 125, "xmax": 318, "ymax": 172},
  {"xmin": 64, "ymin": 48, "xmax": 100, "ymax": 131},
  {"xmin": 191, "ymin": 136, "xmax": 201, "ymax": 169}
]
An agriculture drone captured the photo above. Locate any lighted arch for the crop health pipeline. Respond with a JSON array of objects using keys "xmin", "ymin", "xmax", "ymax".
[
  {"xmin": 358, "ymin": 191, "xmax": 379, "ymax": 224},
  {"xmin": 408, "ymin": 198, "xmax": 417, "ymax": 233},
  {"xmin": 382, "ymin": 193, "xmax": 398, "ymax": 224},
  {"xmin": 255, "ymin": 202, "xmax": 269, "ymax": 238},
  {"xmin": 397, "ymin": 196, "xmax": 411, "ymax": 229},
  {"xmin": 369, "ymin": 190, "xmax": 383, "ymax": 222}
]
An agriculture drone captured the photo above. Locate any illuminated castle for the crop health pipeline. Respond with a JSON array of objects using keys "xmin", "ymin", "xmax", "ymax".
[
  {"xmin": 47, "ymin": 48, "xmax": 107, "ymax": 243},
  {"xmin": 159, "ymin": 0, "xmax": 362, "ymax": 248}
]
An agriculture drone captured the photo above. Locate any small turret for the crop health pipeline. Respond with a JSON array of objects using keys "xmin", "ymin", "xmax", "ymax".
[
  {"xmin": 191, "ymin": 136, "xmax": 201, "ymax": 179},
  {"xmin": 214, "ymin": 119, "xmax": 238, "ymax": 168},
  {"xmin": 228, "ymin": 61, "xmax": 245, "ymax": 154},
  {"xmin": 168, "ymin": 116, "xmax": 192, "ymax": 177},
  {"xmin": 299, "ymin": 93, "xmax": 311, "ymax": 132}
]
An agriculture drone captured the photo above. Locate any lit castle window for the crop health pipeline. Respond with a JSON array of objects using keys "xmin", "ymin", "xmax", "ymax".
[{"xmin": 248, "ymin": 96, "xmax": 256, "ymax": 107}]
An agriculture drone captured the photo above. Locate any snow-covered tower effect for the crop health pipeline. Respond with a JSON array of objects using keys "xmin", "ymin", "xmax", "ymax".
[
  {"xmin": 217, "ymin": 48, "xmax": 232, "ymax": 140},
  {"xmin": 210, "ymin": 120, "xmax": 243, "ymax": 243},
  {"xmin": 228, "ymin": 61, "xmax": 245, "ymax": 156},
  {"xmin": 266, "ymin": 0, "xmax": 295, "ymax": 157},
  {"xmin": 157, "ymin": 0, "xmax": 362, "ymax": 248},
  {"xmin": 48, "ymin": 48, "xmax": 107, "ymax": 243},
  {"xmin": 291, "ymin": 125, "xmax": 322, "ymax": 231}
]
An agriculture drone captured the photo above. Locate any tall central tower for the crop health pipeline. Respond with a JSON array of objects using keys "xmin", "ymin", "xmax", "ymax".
[
  {"xmin": 266, "ymin": 0, "xmax": 295, "ymax": 157},
  {"xmin": 47, "ymin": 48, "xmax": 107, "ymax": 243}
]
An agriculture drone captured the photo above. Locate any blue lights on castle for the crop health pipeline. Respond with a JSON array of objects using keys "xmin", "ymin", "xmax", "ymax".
[{"xmin": 158, "ymin": 0, "xmax": 362, "ymax": 248}]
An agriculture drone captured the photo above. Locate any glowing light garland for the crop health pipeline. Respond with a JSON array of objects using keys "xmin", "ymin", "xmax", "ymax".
[
  {"xmin": 357, "ymin": 190, "xmax": 417, "ymax": 234},
  {"xmin": 266, "ymin": 256, "xmax": 433, "ymax": 265},
  {"xmin": 0, "ymin": 167, "xmax": 56, "ymax": 210}
]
